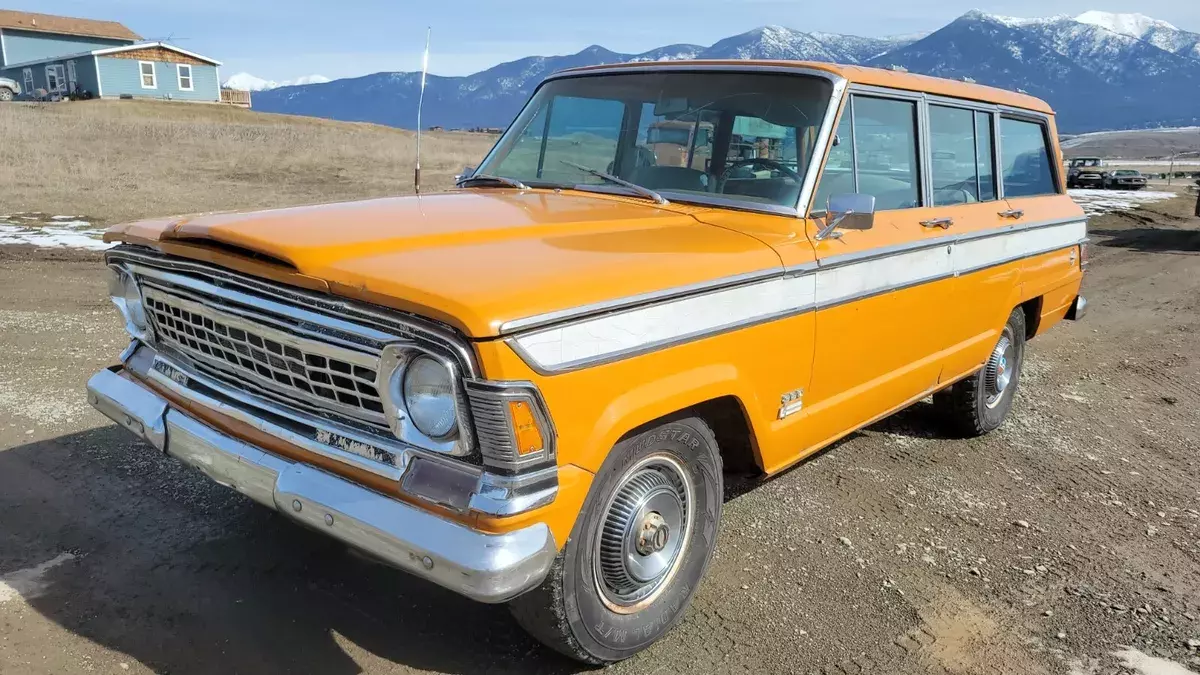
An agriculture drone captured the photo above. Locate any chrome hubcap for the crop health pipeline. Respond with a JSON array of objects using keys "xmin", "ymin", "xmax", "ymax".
[
  {"xmin": 595, "ymin": 455, "xmax": 693, "ymax": 612},
  {"xmin": 984, "ymin": 334, "xmax": 1015, "ymax": 408}
]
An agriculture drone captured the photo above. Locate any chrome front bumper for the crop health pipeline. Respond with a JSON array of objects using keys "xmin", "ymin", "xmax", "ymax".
[{"xmin": 87, "ymin": 367, "xmax": 557, "ymax": 603}]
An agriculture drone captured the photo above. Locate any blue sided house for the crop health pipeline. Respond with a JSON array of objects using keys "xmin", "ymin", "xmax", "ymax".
[{"xmin": 0, "ymin": 9, "xmax": 222, "ymax": 102}]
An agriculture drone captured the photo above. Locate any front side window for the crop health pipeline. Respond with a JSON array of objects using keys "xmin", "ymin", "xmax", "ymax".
[
  {"xmin": 813, "ymin": 95, "xmax": 922, "ymax": 212},
  {"xmin": 477, "ymin": 72, "xmax": 833, "ymax": 210},
  {"xmin": 1000, "ymin": 117, "xmax": 1058, "ymax": 198},
  {"xmin": 140, "ymin": 62, "xmax": 157, "ymax": 89},
  {"xmin": 177, "ymin": 64, "xmax": 194, "ymax": 91},
  {"xmin": 928, "ymin": 105, "xmax": 998, "ymax": 205}
]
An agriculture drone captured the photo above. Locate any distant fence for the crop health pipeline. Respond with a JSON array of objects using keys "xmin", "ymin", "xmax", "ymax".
[{"xmin": 220, "ymin": 88, "xmax": 252, "ymax": 108}]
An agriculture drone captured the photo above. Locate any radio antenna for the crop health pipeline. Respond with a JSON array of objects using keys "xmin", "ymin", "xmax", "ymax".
[{"xmin": 414, "ymin": 27, "xmax": 431, "ymax": 194}]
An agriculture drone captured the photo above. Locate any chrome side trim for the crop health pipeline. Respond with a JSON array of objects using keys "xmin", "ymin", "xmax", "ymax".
[
  {"xmin": 507, "ymin": 218, "xmax": 1086, "ymax": 374},
  {"xmin": 86, "ymin": 367, "xmax": 556, "ymax": 603},
  {"xmin": 498, "ymin": 267, "xmax": 783, "ymax": 335}
]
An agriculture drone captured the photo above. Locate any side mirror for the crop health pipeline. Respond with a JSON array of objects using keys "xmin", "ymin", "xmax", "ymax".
[
  {"xmin": 454, "ymin": 166, "xmax": 476, "ymax": 183},
  {"xmin": 817, "ymin": 193, "xmax": 875, "ymax": 240}
]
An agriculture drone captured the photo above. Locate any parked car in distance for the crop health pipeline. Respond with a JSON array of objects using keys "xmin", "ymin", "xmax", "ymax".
[
  {"xmin": 1067, "ymin": 156, "xmax": 1107, "ymax": 188},
  {"xmin": 1105, "ymin": 169, "xmax": 1147, "ymax": 190},
  {"xmin": 87, "ymin": 60, "xmax": 1088, "ymax": 664},
  {"xmin": 0, "ymin": 76, "xmax": 21, "ymax": 101}
]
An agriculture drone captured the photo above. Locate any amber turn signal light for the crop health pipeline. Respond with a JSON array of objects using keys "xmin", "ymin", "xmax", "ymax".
[{"xmin": 508, "ymin": 400, "xmax": 545, "ymax": 456}]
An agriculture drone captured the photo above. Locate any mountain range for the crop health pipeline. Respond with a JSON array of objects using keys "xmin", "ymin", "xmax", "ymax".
[
  {"xmin": 224, "ymin": 72, "xmax": 330, "ymax": 92},
  {"xmin": 253, "ymin": 11, "xmax": 1200, "ymax": 134}
]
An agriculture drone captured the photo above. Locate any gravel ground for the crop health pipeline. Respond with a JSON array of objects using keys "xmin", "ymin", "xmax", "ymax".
[{"xmin": 1, "ymin": 193, "xmax": 1199, "ymax": 675}]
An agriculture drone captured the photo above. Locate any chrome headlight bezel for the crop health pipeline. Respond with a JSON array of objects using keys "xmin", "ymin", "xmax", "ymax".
[
  {"xmin": 376, "ymin": 343, "xmax": 473, "ymax": 456},
  {"xmin": 107, "ymin": 264, "xmax": 152, "ymax": 343}
]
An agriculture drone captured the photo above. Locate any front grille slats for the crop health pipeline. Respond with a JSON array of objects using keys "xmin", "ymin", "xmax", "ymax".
[{"xmin": 142, "ymin": 286, "xmax": 388, "ymax": 429}]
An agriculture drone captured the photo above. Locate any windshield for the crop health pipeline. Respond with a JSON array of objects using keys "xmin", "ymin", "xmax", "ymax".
[
  {"xmin": 475, "ymin": 71, "xmax": 834, "ymax": 210},
  {"xmin": 1114, "ymin": 170, "xmax": 1138, "ymax": 176},
  {"xmin": 1073, "ymin": 158, "xmax": 1101, "ymax": 167}
]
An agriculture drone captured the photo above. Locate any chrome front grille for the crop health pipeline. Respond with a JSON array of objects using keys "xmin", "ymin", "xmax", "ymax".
[{"xmin": 142, "ymin": 286, "xmax": 388, "ymax": 428}]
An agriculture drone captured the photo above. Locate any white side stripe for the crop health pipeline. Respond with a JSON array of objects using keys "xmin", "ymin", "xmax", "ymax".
[
  {"xmin": 514, "ymin": 275, "xmax": 816, "ymax": 372},
  {"xmin": 817, "ymin": 243, "xmax": 952, "ymax": 307},
  {"xmin": 511, "ymin": 220, "xmax": 1086, "ymax": 373}
]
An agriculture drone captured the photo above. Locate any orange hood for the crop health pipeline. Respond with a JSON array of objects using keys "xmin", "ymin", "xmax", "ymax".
[{"xmin": 106, "ymin": 191, "xmax": 784, "ymax": 338}]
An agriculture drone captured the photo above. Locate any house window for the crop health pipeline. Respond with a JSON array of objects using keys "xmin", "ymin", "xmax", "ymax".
[
  {"xmin": 22, "ymin": 68, "xmax": 33, "ymax": 93},
  {"xmin": 140, "ymin": 61, "xmax": 157, "ymax": 89},
  {"xmin": 45, "ymin": 64, "xmax": 66, "ymax": 93},
  {"xmin": 177, "ymin": 64, "xmax": 194, "ymax": 91}
]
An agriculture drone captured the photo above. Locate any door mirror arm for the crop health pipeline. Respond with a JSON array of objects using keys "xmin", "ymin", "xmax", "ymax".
[{"xmin": 816, "ymin": 193, "xmax": 876, "ymax": 241}]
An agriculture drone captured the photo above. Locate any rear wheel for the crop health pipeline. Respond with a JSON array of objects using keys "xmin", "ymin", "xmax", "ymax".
[
  {"xmin": 935, "ymin": 307, "xmax": 1025, "ymax": 437},
  {"xmin": 509, "ymin": 416, "xmax": 723, "ymax": 664}
]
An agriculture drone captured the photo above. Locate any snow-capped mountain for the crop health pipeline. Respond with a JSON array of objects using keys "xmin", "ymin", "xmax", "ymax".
[
  {"xmin": 254, "ymin": 11, "xmax": 1200, "ymax": 134},
  {"xmin": 223, "ymin": 72, "xmax": 331, "ymax": 92},
  {"xmin": 1075, "ymin": 10, "xmax": 1200, "ymax": 60}
]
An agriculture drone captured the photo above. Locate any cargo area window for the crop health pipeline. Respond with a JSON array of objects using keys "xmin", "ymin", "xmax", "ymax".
[
  {"xmin": 1000, "ymin": 117, "xmax": 1058, "ymax": 198},
  {"xmin": 928, "ymin": 106, "xmax": 998, "ymax": 205},
  {"xmin": 813, "ymin": 95, "xmax": 922, "ymax": 212}
]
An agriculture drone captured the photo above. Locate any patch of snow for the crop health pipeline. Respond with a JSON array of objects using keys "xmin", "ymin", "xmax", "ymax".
[
  {"xmin": 0, "ymin": 214, "xmax": 111, "ymax": 250},
  {"xmin": 1069, "ymin": 189, "xmax": 1176, "ymax": 216},
  {"xmin": 0, "ymin": 553, "xmax": 77, "ymax": 604},
  {"xmin": 1074, "ymin": 11, "xmax": 1177, "ymax": 39},
  {"xmin": 1111, "ymin": 648, "xmax": 1197, "ymax": 675},
  {"xmin": 224, "ymin": 72, "xmax": 331, "ymax": 91}
]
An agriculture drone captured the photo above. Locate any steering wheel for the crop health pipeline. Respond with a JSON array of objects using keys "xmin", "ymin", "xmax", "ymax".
[{"xmin": 717, "ymin": 158, "xmax": 803, "ymax": 190}]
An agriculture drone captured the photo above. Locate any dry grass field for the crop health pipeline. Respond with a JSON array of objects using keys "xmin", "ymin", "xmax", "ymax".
[{"xmin": 0, "ymin": 100, "xmax": 498, "ymax": 225}]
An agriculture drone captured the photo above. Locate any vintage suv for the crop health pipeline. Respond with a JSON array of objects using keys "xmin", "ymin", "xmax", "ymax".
[{"xmin": 88, "ymin": 61, "xmax": 1087, "ymax": 663}]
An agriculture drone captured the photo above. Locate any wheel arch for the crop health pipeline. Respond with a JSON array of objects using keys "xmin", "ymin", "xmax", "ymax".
[{"xmin": 569, "ymin": 365, "xmax": 764, "ymax": 476}]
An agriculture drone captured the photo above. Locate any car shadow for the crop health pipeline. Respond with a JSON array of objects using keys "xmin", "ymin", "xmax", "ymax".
[
  {"xmin": 1091, "ymin": 225, "xmax": 1200, "ymax": 255},
  {"xmin": 722, "ymin": 400, "xmax": 947, "ymax": 503},
  {"xmin": 0, "ymin": 425, "xmax": 587, "ymax": 675}
]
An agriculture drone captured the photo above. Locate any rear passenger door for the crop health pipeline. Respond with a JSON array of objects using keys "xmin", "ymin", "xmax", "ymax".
[
  {"xmin": 799, "ymin": 92, "xmax": 956, "ymax": 451},
  {"xmin": 924, "ymin": 103, "xmax": 1016, "ymax": 379}
]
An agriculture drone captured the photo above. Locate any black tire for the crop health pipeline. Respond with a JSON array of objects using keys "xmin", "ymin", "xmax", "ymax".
[
  {"xmin": 934, "ymin": 307, "xmax": 1026, "ymax": 437},
  {"xmin": 509, "ymin": 416, "xmax": 723, "ymax": 664},
  {"xmin": 0, "ymin": 88, "xmax": 13, "ymax": 102}
]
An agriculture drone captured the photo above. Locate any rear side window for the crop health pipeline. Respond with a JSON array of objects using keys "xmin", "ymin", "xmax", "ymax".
[
  {"xmin": 1000, "ymin": 118, "xmax": 1058, "ymax": 198},
  {"xmin": 929, "ymin": 106, "xmax": 998, "ymax": 205}
]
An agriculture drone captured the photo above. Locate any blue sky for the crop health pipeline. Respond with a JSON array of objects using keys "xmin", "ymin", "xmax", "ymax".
[{"xmin": 12, "ymin": 0, "xmax": 1200, "ymax": 82}]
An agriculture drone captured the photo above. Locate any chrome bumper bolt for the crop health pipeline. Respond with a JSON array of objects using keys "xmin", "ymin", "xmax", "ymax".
[
  {"xmin": 291, "ymin": 499, "xmax": 302, "ymax": 512},
  {"xmin": 324, "ymin": 513, "xmax": 334, "ymax": 526}
]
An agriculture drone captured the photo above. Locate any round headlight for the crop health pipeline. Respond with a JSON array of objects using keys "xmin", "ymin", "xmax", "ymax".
[
  {"xmin": 402, "ymin": 355, "xmax": 458, "ymax": 439},
  {"xmin": 120, "ymin": 271, "xmax": 148, "ymax": 331}
]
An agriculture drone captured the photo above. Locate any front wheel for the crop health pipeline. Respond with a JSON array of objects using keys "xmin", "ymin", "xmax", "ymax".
[
  {"xmin": 0, "ymin": 88, "xmax": 13, "ymax": 102},
  {"xmin": 934, "ymin": 307, "xmax": 1026, "ymax": 437},
  {"xmin": 509, "ymin": 416, "xmax": 723, "ymax": 664}
]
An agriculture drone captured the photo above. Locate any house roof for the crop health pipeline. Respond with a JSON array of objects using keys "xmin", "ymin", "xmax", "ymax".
[
  {"xmin": 3, "ymin": 42, "xmax": 222, "ymax": 70},
  {"xmin": 0, "ymin": 9, "xmax": 141, "ymax": 41}
]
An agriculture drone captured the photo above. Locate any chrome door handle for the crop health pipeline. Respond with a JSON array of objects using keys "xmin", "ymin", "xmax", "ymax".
[
  {"xmin": 999, "ymin": 209, "xmax": 1025, "ymax": 219},
  {"xmin": 920, "ymin": 217, "xmax": 954, "ymax": 229}
]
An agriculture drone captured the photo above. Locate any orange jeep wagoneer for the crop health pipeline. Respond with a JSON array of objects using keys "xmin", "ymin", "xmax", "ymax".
[{"xmin": 89, "ymin": 61, "xmax": 1087, "ymax": 663}]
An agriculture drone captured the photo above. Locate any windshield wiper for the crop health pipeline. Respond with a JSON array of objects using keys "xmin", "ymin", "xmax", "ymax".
[
  {"xmin": 560, "ymin": 160, "xmax": 669, "ymax": 205},
  {"xmin": 456, "ymin": 174, "xmax": 529, "ymax": 190}
]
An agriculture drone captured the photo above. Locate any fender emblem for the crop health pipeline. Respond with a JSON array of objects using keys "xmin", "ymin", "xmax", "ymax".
[{"xmin": 778, "ymin": 389, "xmax": 804, "ymax": 419}]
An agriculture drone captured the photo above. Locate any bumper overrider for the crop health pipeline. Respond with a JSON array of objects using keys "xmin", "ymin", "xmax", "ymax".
[{"xmin": 88, "ymin": 346, "xmax": 559, "ymax": 603}]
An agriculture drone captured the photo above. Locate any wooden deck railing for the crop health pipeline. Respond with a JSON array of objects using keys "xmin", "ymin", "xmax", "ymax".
[{"xmin": 220, "ymin": 88, "xmax": 252, "ymax": 108}]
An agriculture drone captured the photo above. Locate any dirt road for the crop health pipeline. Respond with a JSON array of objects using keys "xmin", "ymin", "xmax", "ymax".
[{"xmin": 1, "ymin": 195, "xmax": 1199, "ymax": 675}]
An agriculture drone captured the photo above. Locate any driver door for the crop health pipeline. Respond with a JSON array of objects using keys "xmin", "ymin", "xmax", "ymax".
[{"xmin": 796, "ymin": 92, "xmax": 956, "ymax": 452}]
